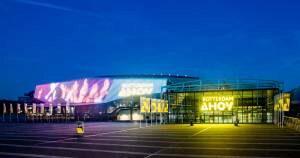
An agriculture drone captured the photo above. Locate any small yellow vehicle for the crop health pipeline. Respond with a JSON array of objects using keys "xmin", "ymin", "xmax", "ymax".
[{"xmin": 76, "ymin": 121, "xmax": 84, "ymax": 136}]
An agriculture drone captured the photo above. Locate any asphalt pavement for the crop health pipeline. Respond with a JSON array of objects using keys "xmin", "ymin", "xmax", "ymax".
[{"xmin": 0, "ymin": 122, "xmax": 300, "ymax": 158}]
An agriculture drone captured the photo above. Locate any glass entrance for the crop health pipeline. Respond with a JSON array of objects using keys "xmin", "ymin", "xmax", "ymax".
[
  {"xmin": 167, "ymin": 89, "xmax": 277, "ymax": 124},
  {"xmin": 198, "ymin": 112, "xmax": 233, "ymax": 124}
]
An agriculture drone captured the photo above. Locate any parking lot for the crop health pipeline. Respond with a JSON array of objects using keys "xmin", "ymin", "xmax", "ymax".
[{"xmin": 0, "ymin": 122, "xmax": 300, "ymax": 158}]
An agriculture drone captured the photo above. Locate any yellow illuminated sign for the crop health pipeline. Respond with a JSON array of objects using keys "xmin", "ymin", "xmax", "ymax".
[
  {"xmin": 140, "ymin": 97, "xmax": 150, "ymax": 113},
  {"xmin": 157, "ymin": 100, "xmax": 162, "ymax": 113},
  {"xmin": 140, "ymin": 97, "xmax": 168, "ymax": 113},
  {"xmin": 156, "ymin": 100, "xmax": 168, "ymax": 113},
  {"xmin": 163, "ymin": 101, "xmax": 168, "ymax": 113},
  {"xmin": 201, "ymin": 96, "xmax": 234, "ymax": 111},
  {"xmin": 151, "ymin": 99, "xmax": 158, "ymax": 113},
  {"xmin": 274, "ymin": 93, "xmax": 290, "ymax": 111}
]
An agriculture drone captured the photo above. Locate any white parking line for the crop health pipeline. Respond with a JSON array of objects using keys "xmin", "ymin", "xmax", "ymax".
[
  {"xmin": 0, "ymin": 123, "xmax": 139, "ymax": 134},
  {"xmin": 96, "ymin": 135, "xmax": 300, "ymax": 141},
  {"xmin": 145, "ymin": 126, "xmax": 212, "ymax": 158},
  {"xmin": 35, "ymin": 126, "xmax": 143, "ymax": 145},
  {"xmin": 0, "ymin": 152, "xmax": 72, "ymax": 158},
  {"xmin": 1, "ymin": 134, "xmax": 299, "ymax": 142},
  {"xmin": 83, "ymin": 127, "xmax": 142, "ymax": 138},
  {"xmin": 105, "ymin": 133, "xmax": 300, "ymax": 137},
  {"xmin": 2, "ymin": 137, "xmax": 300, "ymax": 147},
  {"xmin": 1, "ymin": 124, "xmax": 299, "ymax": 158},
  {"xmin": 0, "ymin": 138, "xmax": 46, "ymax": 143},
  {"xmin": 62, "ymin": 138, "xmax": 300, "ymax": 146},
  {"xmin": 59, "ymin": 141, "xmax": 300, "ymax": 148},
  {"xmin": 0, "ymin": 143, "xmax": 279, "ymax": 158},
  {"xmin": 192, "ymin": 127, "xmax": 212, "ymax": 136},
  {"xmin": 0, "ymin": 135, "xmax": 66, "ymax": 139}
]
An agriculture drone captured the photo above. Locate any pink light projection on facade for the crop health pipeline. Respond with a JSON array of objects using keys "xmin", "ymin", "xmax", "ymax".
[{"xmin": 34, "ymin": 78, "xmax": 112, "ymax": 104}]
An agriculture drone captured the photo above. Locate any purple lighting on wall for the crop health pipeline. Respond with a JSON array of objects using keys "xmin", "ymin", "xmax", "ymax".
[{"xmin": 34, "ymin": 78, "xmax": 112, "ymax": 104}]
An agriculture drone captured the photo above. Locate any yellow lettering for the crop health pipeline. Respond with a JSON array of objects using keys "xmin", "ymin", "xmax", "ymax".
[
  {"xmin": 226, "ymin": 102, "xmax": 233, "ymax": 111},
  {"xmin": 218, "ymin": 102, "xmax": 226, "ymax": 111},
  {"xmin": 201, "ymin": 96, "xmax": 234, "ymax": 111},
  {"xmin": 201, "ymin": 103, "xmax": 209, "ymax": 111}
]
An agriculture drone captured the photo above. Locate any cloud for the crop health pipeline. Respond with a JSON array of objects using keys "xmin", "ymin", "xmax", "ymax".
[
  {"xmin": 14, "ymin": 0, "xmax": 104, "ymax": 18},
  {"xmin": 15, "ymin": 0, "xmax": 73, "ymax": 11}
]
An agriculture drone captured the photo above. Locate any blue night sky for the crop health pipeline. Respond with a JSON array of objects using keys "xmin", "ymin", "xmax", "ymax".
[{"xmin": 1, "ymin": 0, "xmax": 300, "ymax": 99}]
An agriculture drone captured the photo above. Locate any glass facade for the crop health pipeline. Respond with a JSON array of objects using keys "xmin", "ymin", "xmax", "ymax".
[{"xmin": 166, "ymin": 89, "xmax": 279, "ymax": 124}]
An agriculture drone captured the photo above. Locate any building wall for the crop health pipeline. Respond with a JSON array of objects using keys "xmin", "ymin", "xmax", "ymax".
[
  {"xmin": 34, "ymin": 78, "xmax": 167, "ymax": 105},
  {"xmin": 289, "ymin": 87, "xmax": 300, "ymax": 117}
]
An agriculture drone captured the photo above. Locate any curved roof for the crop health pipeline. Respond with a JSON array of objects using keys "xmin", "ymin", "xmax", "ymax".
[
  {"xmin": 163, "ymin": 79, "xmax": 283, "ymax": 92},
  {"xmin": 36, "ymin": 74, "xmax": 199, "ymax": 86},
  {"xmin": 95, "ymin": 74, "xmax": 198, "ymax": 79}
]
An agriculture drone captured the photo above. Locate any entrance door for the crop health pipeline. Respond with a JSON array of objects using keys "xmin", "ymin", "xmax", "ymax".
[{"xmin": 198, "ymin": 113, "xmax": 233, "ymax": 124}]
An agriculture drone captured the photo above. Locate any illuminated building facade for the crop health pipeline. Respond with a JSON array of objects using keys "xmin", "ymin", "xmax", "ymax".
[
  {"xmin": 33, "ymin": 75, "xmax": 285, "ymax": 123},
  {"xmin": 33, "ymin": 75, "xmax": 197, "ymax": 121},
  {"xmin": 163, "ymin": 80, "xmax": 282, "ymax": 124}
]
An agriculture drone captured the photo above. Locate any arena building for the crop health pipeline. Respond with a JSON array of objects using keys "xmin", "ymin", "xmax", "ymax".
[
  {"xmin": 31, "ymin": 75, "xmax": 288, "ymax": 124},
  {"xmin": 33, "ymin": 74, "xmax": 197, "ymax": 121}
]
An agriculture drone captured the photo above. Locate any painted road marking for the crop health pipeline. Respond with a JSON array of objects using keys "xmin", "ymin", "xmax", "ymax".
[
  {"xmin": 192, "ymin": 127, "xmax": 212, "ymax": 136},
  {"xmin": 63, "ymin": 138, "xmax": 300, "ymax": 146},
  {"xmin": 145, "ymin": 126, "xmax": 212, "ymax": 158},
  {"xmin": 0, "ymin": 135, "xmax": 67, "ymax": 139},
  {"xmin": 35, "ymin": 126, "xmax": 146, "ymax": 145},
  {"xmin": 93, "ymin": 135, "xmax": 300, "ymax": 141},
  {"xmin": 0, "ymin": 143, "xmax": 277, "ymax": 158},
  {"xmin": 58, "ymin": 141, "xmax": 300, "ymax": 149},
  {"xmin": 1, "ymin": 143, "xmax": 300, "ymax": 152},
  {"xmin": 1, "ymin": 123, "xmax": 299, "ymax": 158},
  {"xmin": 2, "ymin": 137, "xmax": 300, "ymax": 147},
  {"xmin": 0, "ymin": 152, "xmax": 72, "ymax": 158},
  {"xmin": 105, "ymin": 132, "xmax": 300, "ymax": 137}
]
